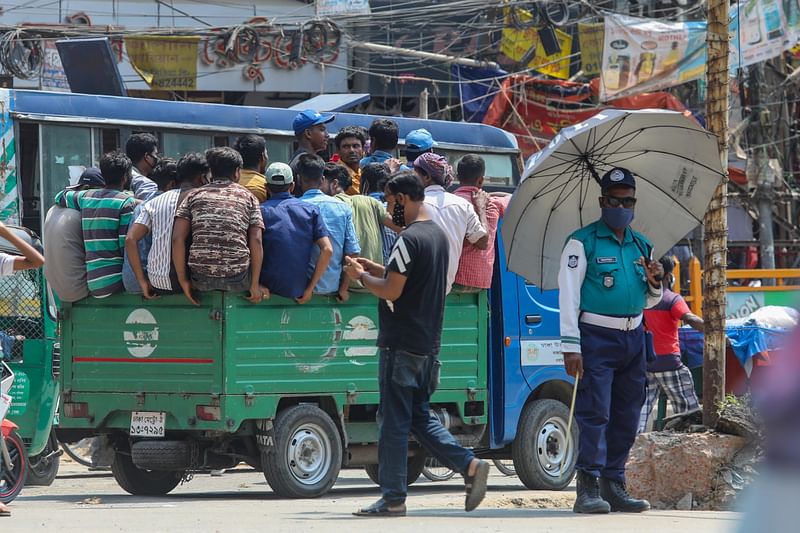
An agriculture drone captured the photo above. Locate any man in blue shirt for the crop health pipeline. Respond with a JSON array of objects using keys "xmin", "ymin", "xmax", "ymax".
[
  {"xmin": 259, "ymin": 162, "xmax": 333, "ymax": 304},
  {"xmin": 298, "ymin": 154, "xmax": 361, "ymax": 302},
  {"xmin": 360, "ymin": 119, "xmax": 400, "ymax": 168}
]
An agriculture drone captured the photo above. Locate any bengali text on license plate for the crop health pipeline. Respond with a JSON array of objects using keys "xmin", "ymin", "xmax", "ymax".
[{"xmin": 130, "ymin": 411, "xmax": 166, "ymax": 437}]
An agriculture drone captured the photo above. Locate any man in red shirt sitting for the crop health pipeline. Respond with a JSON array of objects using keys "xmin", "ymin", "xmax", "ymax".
[{"xmin": 638, "ymin": 256, "xmax": 704, "ymax": 433}]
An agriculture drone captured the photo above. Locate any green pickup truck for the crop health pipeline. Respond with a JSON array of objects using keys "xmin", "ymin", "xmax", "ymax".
[{"xmin": 57, "ymin": 291, "xmax": 488, "ymax": 497}]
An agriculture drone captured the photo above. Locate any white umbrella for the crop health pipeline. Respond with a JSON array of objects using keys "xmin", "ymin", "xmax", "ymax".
[{"xmin": 502, "ymin": 108, "xmax": 726, "ymax": 290}]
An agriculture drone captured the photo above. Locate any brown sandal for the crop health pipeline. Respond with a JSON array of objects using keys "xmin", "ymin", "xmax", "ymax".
[{"xmin": 464, "ymin": 459, "xmax": 490, "ymax": 512}]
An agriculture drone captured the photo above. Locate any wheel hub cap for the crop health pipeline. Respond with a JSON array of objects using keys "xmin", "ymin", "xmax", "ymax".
[
  {"xmin": 536, "ymin": 416, "xmax": 570, "ymax": 478},
  {"xmin": 286, "ymin": 423, "xmax": 331, "ymax": 486}
]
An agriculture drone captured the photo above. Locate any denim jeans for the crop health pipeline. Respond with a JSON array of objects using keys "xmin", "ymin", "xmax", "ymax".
[
  {"xmin": 191, "ymin": 269, "xmax": 250, "ymax": 292},
  {"xmin": 377, "ymin": 348, "xmax": 475, "ymax": 504}
]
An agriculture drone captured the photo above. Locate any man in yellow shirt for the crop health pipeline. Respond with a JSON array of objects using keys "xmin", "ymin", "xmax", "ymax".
[
  {"xmin": 234, "ymin": 134, "xmax": 268, "ymax": 203},
  {"xmin": 334, "ymin": 126, "xmax": 367, "ymax": 195}
]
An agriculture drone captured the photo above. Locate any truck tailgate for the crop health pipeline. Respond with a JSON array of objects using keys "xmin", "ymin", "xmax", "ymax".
[{"xmin": 62, "ymin": 293, "xmax": 223, "ymax": 394}]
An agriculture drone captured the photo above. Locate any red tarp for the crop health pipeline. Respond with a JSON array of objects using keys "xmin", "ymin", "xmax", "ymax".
[{"xmin": 482, "ymin": 76, "xmax": 690, "ymax": 158}]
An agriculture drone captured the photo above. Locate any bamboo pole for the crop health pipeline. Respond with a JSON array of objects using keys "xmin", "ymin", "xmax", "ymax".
[{"xmin": 702, "ymin": 0, "xmax": 729, "ymax": 427}]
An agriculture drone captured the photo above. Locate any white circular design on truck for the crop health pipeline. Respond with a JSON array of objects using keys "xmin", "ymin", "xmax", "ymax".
[{"xmin": 123, "ymin": 308, "xmax": 159, "ymax": 358}]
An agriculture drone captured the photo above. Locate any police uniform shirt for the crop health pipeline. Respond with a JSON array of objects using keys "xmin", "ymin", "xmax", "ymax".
[{"xmin": 558, "ymin": 220, "xmax": 662, "ymax": 354}]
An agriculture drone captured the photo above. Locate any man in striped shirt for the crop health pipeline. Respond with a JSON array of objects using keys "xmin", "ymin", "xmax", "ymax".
[
  {"xmin": 125, "ymin": 153, "xmax": 209, "ymax": 297},
  {"xmin": 55, "ymin": 151, "xmax": 136, "ymax": 298}
]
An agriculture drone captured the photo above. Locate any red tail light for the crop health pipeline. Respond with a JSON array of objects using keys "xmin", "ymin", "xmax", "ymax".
[
  {"xmin": 196, "ymin": 405, "xmax": 220, "ymax": 421},
  {"xmin": 64, "ymin": 402, "xmax": 89, "ymax": 418}
]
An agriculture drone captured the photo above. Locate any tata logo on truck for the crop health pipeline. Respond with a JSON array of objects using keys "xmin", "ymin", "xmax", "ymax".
[{"xmin": 123, "ymin": 308, "xmax": 159, "ymax": 358}]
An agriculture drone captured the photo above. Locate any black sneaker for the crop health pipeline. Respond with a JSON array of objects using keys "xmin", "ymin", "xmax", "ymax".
[
  {"xmin": 573, "ymin": 470, "xmax": 611, "ymax": 514},
  {"xmin": 598, "ymin": 478, "xmax": 650, "ymax": 513}
]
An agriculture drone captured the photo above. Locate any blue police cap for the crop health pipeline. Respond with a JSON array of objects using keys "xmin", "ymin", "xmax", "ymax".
[{"xmin": 600, "ymin": 167, "xmax": 636, "ymax": 191}]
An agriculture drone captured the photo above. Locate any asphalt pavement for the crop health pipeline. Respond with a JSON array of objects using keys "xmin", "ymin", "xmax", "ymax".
[{"xmin": 3, "ymin": 461, "xmax": 740, "ymax": 532}]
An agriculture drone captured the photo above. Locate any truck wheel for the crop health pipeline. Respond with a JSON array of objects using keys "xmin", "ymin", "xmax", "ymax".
[
  {"xmin": 111, "ymin": 451, "xmax": 184, "ymax": 496},
  {"xmin": 512, "ymin": 399, "xmax": 577, "ymax": 490},
  {"xmin": 0, "ymin": 429, "xmax": 27, "ymax": 503},
  {"xmin": 262, "ymin": 405, "xmax": 342, "ymax": 498},
  {"xmin": 27, "ymin": 430, "xmax": 60, "ymax": 486},
  {"xmin": 364, "ymin": 454, "xmax": 426, "ymax": 486},
  {"xmin": 131, "ymin": 441, "xmax": 191, "ymax": 471}
]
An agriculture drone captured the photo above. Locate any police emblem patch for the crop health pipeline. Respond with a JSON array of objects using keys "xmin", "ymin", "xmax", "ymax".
[
  {"xmin": 603, "ymin": 275, "xmax": 615, "ymax": 288},
  {"xmin": 610, "ymin": 169, "xmax": 625, "ymax": 182},
  {"xmin": 568, "ymin": 255, "xmax": 578, "ymax": 268}
]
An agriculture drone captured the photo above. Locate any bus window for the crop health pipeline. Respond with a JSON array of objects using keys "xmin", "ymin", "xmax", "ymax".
[
  {"xmin": 18, "ymin": 122, "xmax": 40, "ymax": 233},
  {"xmin": 264, "ymin": 137, "xmax": 291, "ymax": 165},
  {"xmin": 40, "ymin": 124, "xmax": 92, "ymax": 212},
  {"xmin": 161, "ymin": 132, "xmax": 211, "ymax": 159},
  {"xmin": 97, "ymin": 128, "xmax": 120, "ymax": 159},
  {"xmin": 438, "ymin": 150, "xmax": 516, "ymax": 189}
]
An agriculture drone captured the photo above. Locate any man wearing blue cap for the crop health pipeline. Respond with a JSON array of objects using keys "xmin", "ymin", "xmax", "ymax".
[
  {"xmin": 403, "ymin": 129, "xmax": 436, "ymax": 169},
  {"xmin": 558, "ymin": 167, "xmax": 663, "ymax": 515},
  {"xmin": 289, "ymin": 109, "xmax": 335, "ymax": 183}
]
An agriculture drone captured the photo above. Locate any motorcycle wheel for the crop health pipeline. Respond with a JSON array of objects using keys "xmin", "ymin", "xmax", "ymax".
[{"xmin": 0, "ymin": 429, "xmax": 27, "ymax": 503}]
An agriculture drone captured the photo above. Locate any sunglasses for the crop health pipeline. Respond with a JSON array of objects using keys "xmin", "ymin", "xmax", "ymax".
[{"xmin": 603, "ymin": 195, "xmax": 637, "ymax": 208}]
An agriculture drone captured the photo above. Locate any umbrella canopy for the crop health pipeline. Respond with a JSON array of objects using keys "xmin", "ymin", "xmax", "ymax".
[{"xmin": 502, "ymin": 108, "xmax": 725, "ymax": 290}]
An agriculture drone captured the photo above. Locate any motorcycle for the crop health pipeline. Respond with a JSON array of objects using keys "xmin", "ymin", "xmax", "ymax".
[{"xmin": 1, "ymin": 361, "xmax": 26, "ymax": 503}]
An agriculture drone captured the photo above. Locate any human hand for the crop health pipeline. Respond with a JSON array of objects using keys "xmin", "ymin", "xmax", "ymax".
[
  {"xmin": 295, "ymin": 287, "xmax": 314, "ymax": 305},
  {"xmin": 563, "ymin": 352, "xmax": 583, "ymax": 379},
  {"xmin": 386, "ymin": 158, "xmax": 403, "ymax": 173},
  {"xmin": 355, "ymin": 257, "xmax": 382, "ymax": 277},
  {"xmin": 343, "ymin": 256, "xmax": 365, "ymax": 281},
  {"xmin": 180, "ymin": 279, "xmax": 199, "ymax": 306},
  {"xmin": 643, "ymin": 257, "xmax": 664, "ymax": 286},
  {"xmin": 337, "ymin": 287, "xmax": 350, "ymax": 303},
  {"xmin": 140, "ymin": 280, "xmax": 159, "ymax": 300},
  {"xmin": 246, "ymin": 284, "xmax": 269, "ymax": 304}
]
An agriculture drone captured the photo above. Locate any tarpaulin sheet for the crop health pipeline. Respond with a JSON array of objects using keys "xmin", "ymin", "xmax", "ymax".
[{"xmin": 679, "ymin": 325, "xmax": 791, "ymax": 370}]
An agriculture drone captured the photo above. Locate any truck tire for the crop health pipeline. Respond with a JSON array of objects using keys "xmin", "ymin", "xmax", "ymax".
[
  {"xmin": 112, "ymin": 451, "xmax": 184, "ymax": 496},
  {"xmin": 262, "ymin": 405, "xmax": 342, "ymax": 498},
  {"xmin": 131, "ymin": 440, "xmax": 191, "ymax": 471},
  {"xmin": 364, "ymin": 454, "xmax": 426, "ymax": 486},
  {"xmin": 27, "ymin": 430, "xmax": 60, "ymax": 486},
  {"xmin": 512, "ymin": 399, "xmax": 577, "ymax": 490},
  {"xmin": 0, "ymin": 429, "xmax": 27, "ymax": 503}
]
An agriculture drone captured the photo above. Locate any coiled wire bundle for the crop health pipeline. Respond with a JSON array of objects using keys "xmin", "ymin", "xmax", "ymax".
[{"xmin": 0, "ymin": 30, "xmax": 43, "ymax": 79}]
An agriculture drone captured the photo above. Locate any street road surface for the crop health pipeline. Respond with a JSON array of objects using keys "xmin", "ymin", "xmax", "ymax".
[{"xmin": 5, "ymin": 462, "xmax": 739, "ymax": 532}]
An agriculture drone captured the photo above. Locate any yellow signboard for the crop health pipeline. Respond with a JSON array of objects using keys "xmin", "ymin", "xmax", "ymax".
[
  {"xmin": 500, "ymin": 7, "xmax": 573, "ymax": 80},
  {"xmin": 578, "ymin": 22, "xmax": 604, "ymax": 76},
  {"xmin": 126, "ymin": 36, "xmax": 199, "ymax": 91}
]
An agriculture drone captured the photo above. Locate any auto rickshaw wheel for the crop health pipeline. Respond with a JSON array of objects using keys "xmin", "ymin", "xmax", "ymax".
[
  {"xmin": 111, "ymin": 450, "xmax": 184, "ymax": 496},
  {"xmin": 26, "ymin": 429, "xmax": 60, "ymax": 486}
]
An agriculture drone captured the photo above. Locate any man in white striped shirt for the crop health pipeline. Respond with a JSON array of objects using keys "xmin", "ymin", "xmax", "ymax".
[{"xmin": 125, "ymin": 153, "xmax": 209, "ymax": 298}]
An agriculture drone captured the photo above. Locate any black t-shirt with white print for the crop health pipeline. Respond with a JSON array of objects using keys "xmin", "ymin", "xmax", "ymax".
[{"xmin": 377, "ymin": 220, "xmax": 449, "ymax": 356}]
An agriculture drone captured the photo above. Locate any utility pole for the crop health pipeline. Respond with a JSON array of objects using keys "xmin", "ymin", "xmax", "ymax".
[
  {"xmin": 419, "ymin": 88, "xmax": 429, "ymax": 120},
  {"xmin": 748, "ymin": 65, "xmax": 777, "ymax": 282},
  {"xmin": 703, "ymin": 0, "xmax": 728, "ymax": 428}
]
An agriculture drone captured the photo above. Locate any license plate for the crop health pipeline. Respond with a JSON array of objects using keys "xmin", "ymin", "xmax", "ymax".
[{"xmin": 130, "ymin": 411, "xmax": 166, "ymax": 437}]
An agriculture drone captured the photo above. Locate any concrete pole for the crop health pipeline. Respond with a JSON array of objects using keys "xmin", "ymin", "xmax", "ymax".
[
  {"xmin": 702, "ymin": 0, "xmax": 729, "ymax": 428},
  {"xmin": 419, "ymin": 88, "xmax": 429, "ymax": 120}
]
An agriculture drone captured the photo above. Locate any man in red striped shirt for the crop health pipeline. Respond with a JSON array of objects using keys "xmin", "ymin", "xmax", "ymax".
[{"xmin": 452, "ymin": 155, "xmax": 506, "ymax": 291}]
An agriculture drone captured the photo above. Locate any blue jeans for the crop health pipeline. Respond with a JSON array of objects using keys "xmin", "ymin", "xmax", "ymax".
[
  {"xmin": 377, "ymin": 348, "xmax": 474, "ymax": 504},
  {"xmin": 575, "ymin": 322, "xmax": 646, "ymax": 483}
]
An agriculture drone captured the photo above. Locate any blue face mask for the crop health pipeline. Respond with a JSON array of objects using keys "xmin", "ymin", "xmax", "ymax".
[{"xmin": 601, "ymin": 207, "xmax": 634, "ymax": 230}]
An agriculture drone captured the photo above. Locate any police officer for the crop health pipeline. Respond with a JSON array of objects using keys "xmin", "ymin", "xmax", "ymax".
[{"xmin": 558, "ymin": 167, "xmax": 664, "ymax": 514}]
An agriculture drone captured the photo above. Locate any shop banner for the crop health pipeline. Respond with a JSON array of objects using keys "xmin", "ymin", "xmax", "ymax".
[
  {"xmin": 730, "ymin": 0, "xmax": 800, "ymax": 69},
  {"xmin": 40, "ymin": 40, "xmax": 70, "ymax": 92},
  {"xmin": 500, "ymin": 9, "xmax": 573, "ymax": 79},
  {"xmin": 578, "ymin": 22, "xmax": 604, "ymax": 76},
  {"xmin": 126, "ymin": 36, "xmax": 199, "ymax": 91},
  {"xmin": 483, "ymin": 76, "xmax": 689, "ymax": 158},
  {"xmin": 316, "ymin": 0, "xmax": 370, "ymax": 16},
  {"xmin": 600, "ymin": 15, "xmax": 706, "ymax": 101}
]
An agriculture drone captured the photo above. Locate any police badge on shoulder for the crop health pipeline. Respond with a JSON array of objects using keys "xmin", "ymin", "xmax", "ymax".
[{"xmin": 568, "ymin": 255, "xmax": 579, "ymax": 269}]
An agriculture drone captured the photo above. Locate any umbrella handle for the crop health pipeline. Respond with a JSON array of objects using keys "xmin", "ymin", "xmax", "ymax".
[{"xmin": 560, "ymin": 374, "xmax": 580, "ymax": 477}]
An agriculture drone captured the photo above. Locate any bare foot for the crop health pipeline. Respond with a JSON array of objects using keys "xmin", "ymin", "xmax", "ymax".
[{"xmin": 0, "ymin": 502, "xmax": 10, "ymax": 516}]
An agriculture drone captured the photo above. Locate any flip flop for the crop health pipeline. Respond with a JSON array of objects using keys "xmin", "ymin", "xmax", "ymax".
[
  {"xmin": 464, "ymin": 459, "xmax": 490, "ymax": 512},
  {"xmin": 353, "ymin": 498, "xmax": 407, "ymax": 518}
]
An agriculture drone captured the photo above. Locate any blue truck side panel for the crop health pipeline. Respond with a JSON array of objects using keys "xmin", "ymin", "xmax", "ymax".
[{"xmin": 489, "ymin": 221, "xmax": 572, "ymax": 449}]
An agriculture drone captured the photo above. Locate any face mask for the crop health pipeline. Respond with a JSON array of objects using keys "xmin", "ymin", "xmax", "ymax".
[
  {"xmin": 392, "ymin": 200, "xmax": 406, "ymax": 227},
  {"xmin": 601, "ymin": 207, "xmax": 634, "ymax": 230}
]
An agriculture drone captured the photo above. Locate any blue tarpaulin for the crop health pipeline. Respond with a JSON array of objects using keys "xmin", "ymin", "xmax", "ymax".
[
  {"xmin": 452, "ymin": 65, "xmax": 507, "ymax": 123},
  {"xmin": 679, "ymin": 324, "xmax": 791, "ymax": 370}
]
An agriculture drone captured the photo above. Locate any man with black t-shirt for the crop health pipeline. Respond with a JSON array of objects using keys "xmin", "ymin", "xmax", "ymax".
[{"xmin": 344, "ymin": 171, "xmax": 489, "ymax": 518}]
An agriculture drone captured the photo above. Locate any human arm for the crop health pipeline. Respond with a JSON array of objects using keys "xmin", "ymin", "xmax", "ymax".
[
  {"xmin": 54, "ymin": 189, "xmax": 80, "ymax": 209},
  {"xmin": 464, "ymin": 202, "xmax": 489, "ymax": 250},
  {"xmin": 125, "ymin": 223, "xmax": 156, "ymax": 299},
  {"xmin": 343, "ymin": 256, "xmax": 407, "ymax": 301},
  {"xmin": 245, "ymin": 224, "xmax": 268, "ymax": 303},
  {"xmin": 558, "ymin": 238, "xmax": 587, "ymax": 378},
  {"xmin": 682, "ymin": 312, "xmax": 704, "ymax": 332},
  {"xmin": 171, "ymin": 216, "xmax": 198, "ymax": 306},
  {"xmin": 0, "ymin": 222, "xmax": 44, "ymax": 271},
  {"xmin": 337, "ymin": 208, "xmax": 361, "ymax": 303},
  {"xmin": 297, "ymin": 236, "xmax": 333, "ymax": 305}
]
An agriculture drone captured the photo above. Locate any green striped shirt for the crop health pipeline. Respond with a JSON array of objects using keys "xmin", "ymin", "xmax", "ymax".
[{"xmin": 55, "ymin": 188, "xmax": 136, "ymax": 297}]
